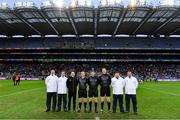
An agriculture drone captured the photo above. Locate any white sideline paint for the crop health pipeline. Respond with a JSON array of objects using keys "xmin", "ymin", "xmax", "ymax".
[
  {"xmin": 0, "ymin": 78, "xmax": 40, "ymax": 80},
  {"xmin": 0, "ymin": 87, "xmax": 44, "ymax": 98},
  {"xmin": 141, "ymin": 86, "xmax": 180, "ymax": 97},
  {"xmin": 95, "ymin": 117, "xmax": 100, "ymax": 120}
]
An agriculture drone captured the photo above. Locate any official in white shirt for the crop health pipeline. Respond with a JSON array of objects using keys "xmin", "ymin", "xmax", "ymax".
[
  {"xmin": 124, "ymin": 71, "xmax": 138, "ymax": 114},
  {"xmin": 45, "ymin": 70, "xmax": 58, "ymax": 112},
  {"xmin": 111, "ymin": 71, "xmax": 125, "ymax": 113},
  {"xmin": 57, "ymin": 71, "xmax": 68, "ymax": 112}
]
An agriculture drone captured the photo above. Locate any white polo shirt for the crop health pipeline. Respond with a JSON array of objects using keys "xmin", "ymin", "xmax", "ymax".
[
  {"xmin": 45, "ymin": 75, "xmax": 58, "ymax": 92},
  {"xmin": 57, "ymin": 76, "xmax": 68, "ymax": 94},
  {"xmin": 124, "ymin": 76, "xmax": 138, "ymax": 95},
  {"xmin": 111, "ymin": 77, "xmax": 125, "ymax": 95}
]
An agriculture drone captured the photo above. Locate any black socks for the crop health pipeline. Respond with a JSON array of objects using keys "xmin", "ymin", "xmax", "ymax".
[
  {"xmin": 89, "ymin": 102, "xmax": 92, "ymax": 111},
  {"xmin": 84, "ymin": 102, "xmax": 87, "ymax": 109},
  {"xmin": 95, "ymin": 102, "xmax": 98, "ymax": 111},
  {"xmin": 101, "ymin": 102, "xmax": 104, "ymax": 110},
  {"xmin": 107, "ymin": 102, "xmax": 111, "ymax": 111},
  {"xmin": 79, "ymin": 102, "xmax": 82, "ymax": 110}
]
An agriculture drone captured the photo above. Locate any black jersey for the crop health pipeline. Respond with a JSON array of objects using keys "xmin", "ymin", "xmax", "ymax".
[
  {"xmin": 78, "ymin": 77, "xmax": 88, "ymax": 90},
  {"xmin": 66, "ymin": 77, "xmax": 78, "ymax": 93},
  {"xmin": 99, "ymin": 74, "xmax": 111, "ymax": 88},
  {"xmin": 87, "ymin": 76, "xmax": 99, "ymax": 90}
]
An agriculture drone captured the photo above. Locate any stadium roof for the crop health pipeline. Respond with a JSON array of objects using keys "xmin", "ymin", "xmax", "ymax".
[{"xmin": 0, "ymin": 0, "xmax": 180, "ymax": 36}]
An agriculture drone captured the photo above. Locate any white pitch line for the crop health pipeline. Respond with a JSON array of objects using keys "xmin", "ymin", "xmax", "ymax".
[
  {"xmin": 95, "ymin": 117, "xmax": 100, "ymax": 120},
  {"xmin": 141, "ymin": 86, "xmax": 180, "ymax": 97},
  {"xmin": 0, "ymin": 87, "xmax": 44, "ymax": 98}
]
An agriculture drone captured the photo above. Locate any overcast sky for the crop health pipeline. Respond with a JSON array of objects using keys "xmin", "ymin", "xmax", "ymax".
[{"xmin": 1, "ymin": 0, "xmax": 160, "ymax": 8}]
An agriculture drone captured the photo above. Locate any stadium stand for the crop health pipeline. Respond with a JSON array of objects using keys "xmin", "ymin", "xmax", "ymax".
[
  {"xmin": 0, "ymin": 37, "xmax": 180, "ymax": 49},
  {"xmin": 0, "ymin": 63, "xmax": 179, "ymax": 81}
]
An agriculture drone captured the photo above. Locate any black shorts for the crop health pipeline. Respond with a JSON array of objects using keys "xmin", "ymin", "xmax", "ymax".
[
  {"xmin": 78, "ymin": 90, "xmax": 87, "ymax": 98},
  {"xmin": 88, "ymin": 89, "xmax": 98, "ymax": 97},
  {"xmin": 100, "ymin": 87, "xmax": 110, "ymax": 97}
]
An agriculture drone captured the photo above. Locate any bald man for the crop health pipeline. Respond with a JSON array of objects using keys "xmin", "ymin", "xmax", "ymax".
[
  {"xmin": 125, "ymin": 71, "xmax": 138, "ymax": 114},
  {"xmin": 87, "ymin": 71, "xmax": 99, "ymax": 113},
  {"xmin": 99, "ymin": 68, "xmax": 111, "ymax": 113},
  {"xmin": 77, "ymin": 71, "xmax": 88, "ymax": 112}
]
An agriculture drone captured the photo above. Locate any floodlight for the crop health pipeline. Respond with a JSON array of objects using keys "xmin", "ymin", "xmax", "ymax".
[
  {"xmin": 138, "ymin": 0, "xmax": 152, "ymax": 6},
  {"xmin": 86, "ymin": 0, "xmax": 92, "ymax": 6},
  {"xmin": 41, "ymin": 1, "xmax": 52, "ymax": 7},
  {"xmin": 0, "ymin": 2, "xmax": 8, "ymax": 9},
  {"xmin": 167, "ymin": 0, "xmax": 174, "ymax": 5},
  {"xmin": 78, "ymin": 0, "xmax": 92, "ymax": 6},
  {"xmin": 71, "ymin": 0, "xmax": 77, "ymax": 7},
  {"xmin": 15, "ymin": 1, "xmax": 34, "ymax": 8},
  {"xmin": 160, "ymin": 0, "xmax": 175, "ymax": 6},
  {"xmin": 15, "ymin": 2, "xmax": 22, "ymax": 8},
  {"xmin": 100, "ymin": 0, "xmax": 108, "ymax": 6},
  {"xmin": 54, "ymin": 0, "xmax": 64, "ymax": 8},
  {"xmin": 130, "ymin": 0, "xmax": 136, "ymax": 7},
  {"xmin": 107, "ymin": 0, "xmax": 116, "ymax": 5},
  {"xmin": 78, "ymin": 0, "xmax": 86, "ymax": 6},
  {"xmin": 113, "ymin": 0, "xmax": 124, "ymax": 5},
  {"xmin": 25, "ymin": 2, "xmax": 33, "ymax": 7}
]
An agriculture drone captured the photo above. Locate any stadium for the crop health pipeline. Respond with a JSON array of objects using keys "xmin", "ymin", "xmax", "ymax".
[{"xmin": 0, "ymin": 0, "xmax": 180, "ymax": 119}]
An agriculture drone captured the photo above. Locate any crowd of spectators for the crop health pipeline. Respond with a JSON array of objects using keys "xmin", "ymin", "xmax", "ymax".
[{"xmin": 0, "ymin": 63, "xmax": 179, "ymax": 81}]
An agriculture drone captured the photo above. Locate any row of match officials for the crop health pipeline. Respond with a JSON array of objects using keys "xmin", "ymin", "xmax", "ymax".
[{"xmin": 45, "ymin": 68, "xmax": 138, "ymax": 114}]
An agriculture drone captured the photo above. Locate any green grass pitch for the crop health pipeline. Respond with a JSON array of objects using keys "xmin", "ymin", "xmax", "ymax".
[{"xmin": 0, "ymin": 80, "xmax": 180, "ymax": 119}]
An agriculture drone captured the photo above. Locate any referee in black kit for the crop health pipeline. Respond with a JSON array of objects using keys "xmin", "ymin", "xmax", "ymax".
[
  {"xmin": 66, "ymin": 71, "xmax": 78, "ymax": 112},
  {"xmin": 87, "ymin": 71, "xmax": 99, "ymax": 113},
  {"xmin": 99, "ymin": 68, "xmax": 111, "ymax": 113}
]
